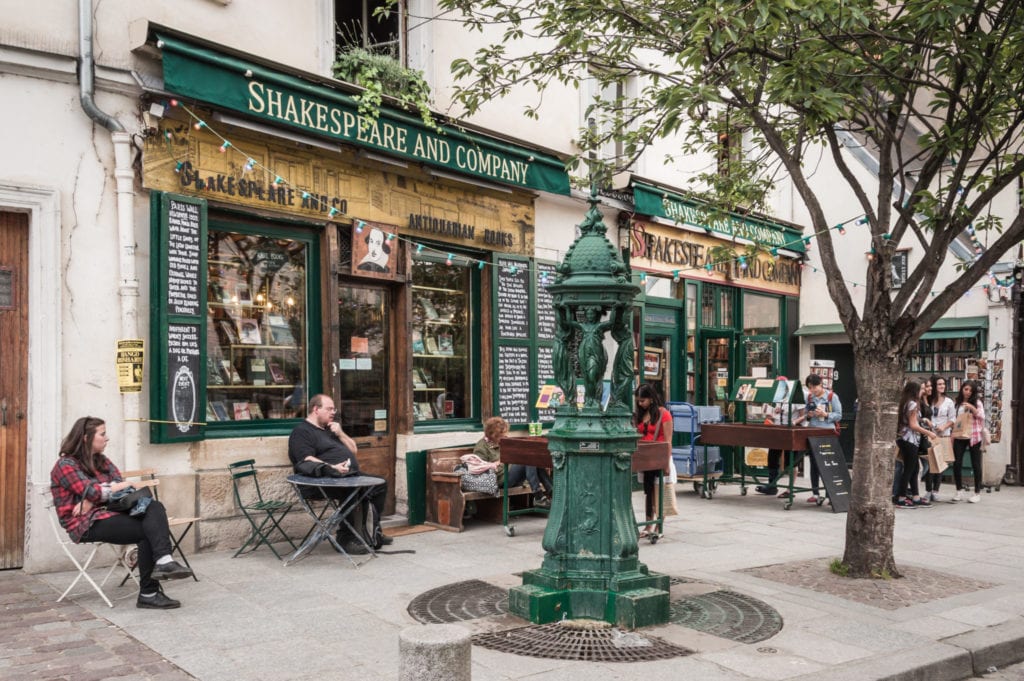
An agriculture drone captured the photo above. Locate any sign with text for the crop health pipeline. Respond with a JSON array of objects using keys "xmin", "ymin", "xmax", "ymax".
[
  {"xmin": 497, "ymin": 344, "xmax": 531, "ymax": 423},
  {"xmin": 807, "ymin": 436, "xmax": 851, "ymax": 513},
  {"xmin": 116, "ymin": 339, "xmax": 145, "ymax": 394},
  {"xmin": 496, "ymin": 257, "xmax": 530, "ymax": 339}
]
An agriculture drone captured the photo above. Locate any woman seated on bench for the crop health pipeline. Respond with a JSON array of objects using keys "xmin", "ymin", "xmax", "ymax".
[{"xmin": 473, "ymin": 417, "xmax": 552, "ymax": 508}]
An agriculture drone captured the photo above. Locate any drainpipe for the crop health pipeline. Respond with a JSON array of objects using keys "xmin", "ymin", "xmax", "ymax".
[{"xmin": 79, "ymin": 0, "xmax": 141, "ymax": 471}]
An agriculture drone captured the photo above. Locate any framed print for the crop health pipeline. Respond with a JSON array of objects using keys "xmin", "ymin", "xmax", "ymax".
[
  {"xmin": 891, "ymin": 250, "xmax": 909, "ymax": 288},
  {"xmin": 351, "ymin": 220, "xmax": 402, "ymax": 281},
  {"xmin": 643, "ymin": 347, "xmax": 663, "ymax": 380}
]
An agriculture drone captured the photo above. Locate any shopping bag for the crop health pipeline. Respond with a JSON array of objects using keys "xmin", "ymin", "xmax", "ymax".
[
  {"xmin": 934, "ymin": 436, "xmax": 955, "ymax": 463},
  {"xmin": 952, "ymin": 411, "xmax": 973, "ymax": 440},
  {"xmin": 926, "ymin": 445, "xmax": 948, "ymax": 475}
]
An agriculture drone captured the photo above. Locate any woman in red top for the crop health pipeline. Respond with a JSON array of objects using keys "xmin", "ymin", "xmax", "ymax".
[
  {"xmin": 634, "ymin": 384, "xmax": 672, "ymax": 537},
  {"xmin": 50, "ymin": 416, "xmax": 192, "ymax": 609}
]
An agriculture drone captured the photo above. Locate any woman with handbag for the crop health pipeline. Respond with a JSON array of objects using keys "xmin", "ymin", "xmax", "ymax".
[
  {"xmin": 50, "ymin": 416, "xmax": 192, "ymax": 609},
  {"xmin": 472, "ymin": 417, "xmax": 552, "ymax": 507},
  {"xmin": 951, "ymin": 380, "xmax": 986, "ymax": 503},
  {"xmin": 895, "ymin": 381, "xmax": 937, "ymax": 508},
  {"xmin": 925, "ymin": 375, "xmax": 956, "ymax": 500},
  {"xmin": 634, "ymin": 384, "xmax": 672, "ymax": 537}
]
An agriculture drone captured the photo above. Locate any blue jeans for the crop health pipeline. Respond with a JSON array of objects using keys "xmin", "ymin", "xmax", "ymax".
[{"xmin": 507, "ymin": 465, "xmax": 551, "ymax": 497}]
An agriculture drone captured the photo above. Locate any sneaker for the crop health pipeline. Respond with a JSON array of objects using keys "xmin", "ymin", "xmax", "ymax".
[
  {"xmin": 806, "ymin": 495, "xmax": 819, "ymax": 504},
  {"xmin": 895, "ymin": 498, "xmax": 916, "ymax": 509},
  {"xmin": 151, "ymin": 560, "xmax": 192, "ymax": 581},
  {"xmin": 341, "ymin": 540, "xmax": 370, "ymax": 555},
  {"xmin": 968, "ymin": 494, "xmax": 981, "ymax": 504},
  {"xmin": 137, "ymin": 586, "xmax": 180, "ymax": 610},
  {"xmin": 777, "ymin": 490, "xmax": 791, "ymax": 499},
  {"xmin": 952, "ymin": 490, "xmax": 964, "ymax": 502},
  {"xmin": 912, "ymin": 498, "xmax": 932, "ymax": 508},
  {"xmin": 533, "ymin": 495, "xmax": 551, "ymax": 509},
  {"xmin": 929, "ymin": 492, "xmax": 940, "ymax": 502}
]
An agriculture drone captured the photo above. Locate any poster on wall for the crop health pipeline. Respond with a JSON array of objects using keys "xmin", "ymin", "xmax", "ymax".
[{"xmin": 350, "ymin": 220, "xmax": 403, "ymax": 281}]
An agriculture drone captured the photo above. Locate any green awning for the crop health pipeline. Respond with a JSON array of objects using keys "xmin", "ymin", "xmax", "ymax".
[
  {"xmin": 155, "ymin": 34, "xmax": 571, "ymax": 195},
  {"xmin": 795, "ymin": 316, "xmax": 987, "ymax": 338},
  {"xmin": 794, "ymin": 323, "xmax": 846, "ymax": 336},
  {"xmin": 632, "ymin": 181, "xmax": 806, "ymax": 253},
  {"xmin": 920, "ymin": 329, "xmax": 980, "ymax": 341},
  {"xmin": 926, "ymin": 315, "xmax": 988, "ymax": 330}
]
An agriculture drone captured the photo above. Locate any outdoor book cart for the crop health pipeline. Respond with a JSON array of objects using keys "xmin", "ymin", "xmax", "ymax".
[
  {"xmin": 498, "ymin": 437, "xmax": 670, "ymax": 543},
  {"xmin": 697, "ymin": 376, "xmax": 835, "ymax": 509},
  {"xmin": 666, "ymin": 402, "xmax": 724, "ymax": 499}
]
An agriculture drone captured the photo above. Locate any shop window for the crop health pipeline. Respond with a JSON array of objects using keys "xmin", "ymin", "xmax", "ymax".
[
  {"xmin": 336, "ymin": 0, "xmax": 405, "ymax": 63},
  {"xmin": 742, "ymin": 292, "xmax": 780, "ymax": 336},
  {"xmin": 701, "ymin": 283, "xmax": 735, "ymax": 329},
  {"xmin": 206, "ymin": 231, "xmax": 309, "ymax": 423},
  {"xmin": 337, "ymin": 285, "xmax": 390, "ymax": 437},
  {"xmin": 412, "ymin": 254, "xmax": 474, "ymax": 422}
]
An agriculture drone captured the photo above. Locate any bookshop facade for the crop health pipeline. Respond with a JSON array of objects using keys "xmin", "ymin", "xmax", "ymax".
[
  {"xmin": 141, "ymin": 32, "xmax": 571, "ymax": 514},
  {"xmin": 625, "ymin": 182, "xmax": 806, "ymax": 424}
]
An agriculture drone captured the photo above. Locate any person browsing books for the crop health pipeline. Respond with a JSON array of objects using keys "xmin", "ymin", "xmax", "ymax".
[
  {"xmin": 287, "ymin": 395, "xmax": 391, "ymax": 554},
  {"xmin": 792, "ymin": 373, "xmax": 842, "ymax": 505},
  {"xmin": 634, "ymin": 384, "xmax": 672, "ymax": 538}
]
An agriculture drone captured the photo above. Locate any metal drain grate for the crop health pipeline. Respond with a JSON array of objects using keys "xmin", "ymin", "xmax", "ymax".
[
  {"xmin": 669, "ymin": 590, "xmax": 783, "ymax": 643},
  {"xmin": 407, "ymin": 579, "xmax": 509, "ymax": 624},
  {"xmin": 472, "ymin": 621, "xmax": 692, "ymax": 662}
]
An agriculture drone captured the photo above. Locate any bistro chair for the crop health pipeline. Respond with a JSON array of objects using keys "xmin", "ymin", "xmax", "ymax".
[
  {"xmin": 42, "ymin": 488, "xmax": 138, "ymax": 608},
  {"xmin": 228, "ymin": 459, "xmax": 297, "ymax": 559},
  {"xmin": 117, "ymin": 469, "xmax": 201, "ymax": 584}
]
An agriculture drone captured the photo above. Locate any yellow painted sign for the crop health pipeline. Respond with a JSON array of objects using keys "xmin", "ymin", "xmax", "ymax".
[
  {"xmin": 142, "ymin": 115, "xmax": 535, "ymax": 257},
  {"xmin": 116, "ymin": 339, "xmax": 145, "ymax": 393},
  {"xmin": 628, "ymin": 219, "xmax": 802, "ymax": 297}
]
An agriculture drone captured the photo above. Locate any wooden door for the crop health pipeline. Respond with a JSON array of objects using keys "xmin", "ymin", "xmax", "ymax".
[{"xmin": 0, "ymin": 212, "xmax": 29, "ymax": 568}]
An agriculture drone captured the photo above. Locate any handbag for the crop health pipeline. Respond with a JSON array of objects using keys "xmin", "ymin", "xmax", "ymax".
[
  {"xmin": 459, "ymin": 468, "xmax": 499, "ymax": 495},
  {"xmin": 952, "ymin": 411, "xmax": 973, "ymax": 440},
  {"xmin": 934, "ymin": 436, "xmax": 955, "ymax": 463},
  {"xmin": 107, "ymin": 486, "xmax": 153, "ymax": 515}
]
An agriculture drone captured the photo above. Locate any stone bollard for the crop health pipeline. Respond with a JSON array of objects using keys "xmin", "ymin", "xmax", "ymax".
[{"xmin": 399, "ymin": 623, "xmax": 472, "ymax": 681}]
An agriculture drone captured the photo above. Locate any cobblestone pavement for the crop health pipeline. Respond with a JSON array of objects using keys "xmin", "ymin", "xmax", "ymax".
[
  {"xmin": 0, "ymin": 570, "xmax": 194, "ymax": 681},
  {"xmin": 741, "ymin": 557, "xmax": 996, "ymax": 610}
]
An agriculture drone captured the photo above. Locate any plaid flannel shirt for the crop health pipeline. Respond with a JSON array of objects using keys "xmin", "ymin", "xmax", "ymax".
[{"xmin": 50, "ymin": 455, "xmax": 122, "ymax": 542}]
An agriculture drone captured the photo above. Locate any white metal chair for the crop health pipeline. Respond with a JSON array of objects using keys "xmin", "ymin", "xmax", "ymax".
[{"xmin": 42, "ymin": 488, "xmax": 138, "ymax": 608}]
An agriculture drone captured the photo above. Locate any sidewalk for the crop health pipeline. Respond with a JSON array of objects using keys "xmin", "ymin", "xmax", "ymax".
[{"xmin": 6, "ymin": 481, "xmax": 1024, "ymax": 681}]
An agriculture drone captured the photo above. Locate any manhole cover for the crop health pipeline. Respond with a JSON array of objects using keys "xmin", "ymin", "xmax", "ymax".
[
  {"xmin": 472, "ymin": 621, "xmax": 692, "ymax": 662},
  {"xmin": 669, "ymin": 590, "xmax": 783, "ymax": 643},
  {"xmin": 407, "ymin": 579, "xmax": 508, "ymax": 624}
]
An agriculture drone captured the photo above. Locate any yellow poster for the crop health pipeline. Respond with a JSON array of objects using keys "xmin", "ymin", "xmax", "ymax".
[{"xmin": 116, "ymin": 339, "xmax": 145, "ymax": 393}]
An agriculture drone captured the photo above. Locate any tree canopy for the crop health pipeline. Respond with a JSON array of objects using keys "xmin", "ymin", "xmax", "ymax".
[{"xmin": 435, "ymin": 0, "xmax": 1024, "ymax": 576}]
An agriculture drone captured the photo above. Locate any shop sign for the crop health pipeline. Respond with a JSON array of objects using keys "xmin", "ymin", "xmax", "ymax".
[
  {"xmin": 629, "ymin": 219, "xmax": 802, "ymax": 296},
  {"xmin": 116, "ymin": 339, "xmax": 145, "ymax": 393},
  {"xmin": 632, "ymin": 182, "xmax": 805, "ymax": 254},
  {"xmin": 156, "ymin": 34, "xmax": 570, "ymax": 196}
]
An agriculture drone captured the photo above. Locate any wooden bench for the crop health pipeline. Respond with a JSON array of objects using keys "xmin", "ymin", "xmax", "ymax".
[{"xmin": 424, "ymin": 447, "xmax": 535, "ymax": 532}]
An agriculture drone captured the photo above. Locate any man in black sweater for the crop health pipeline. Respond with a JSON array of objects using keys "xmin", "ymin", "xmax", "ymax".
[{"xmin": 288, "ymin": 394, "xmax": 391, "ymax": 554}]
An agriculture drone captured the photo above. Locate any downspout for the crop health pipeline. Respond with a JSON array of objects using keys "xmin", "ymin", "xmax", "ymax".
[{"xmin": 79, "ymin": 0, "xmax": 141, "ymax": 471}]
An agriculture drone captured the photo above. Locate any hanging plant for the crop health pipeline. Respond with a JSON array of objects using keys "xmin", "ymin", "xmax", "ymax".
[{"xmin": 333, "ymin": 47, "xmax": 440, "ymax": 133}]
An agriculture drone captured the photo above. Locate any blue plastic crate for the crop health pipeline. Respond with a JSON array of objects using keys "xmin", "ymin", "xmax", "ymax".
[{"xmin": 672, "ymin": 446, "xmax": 722, "ymax": 477}]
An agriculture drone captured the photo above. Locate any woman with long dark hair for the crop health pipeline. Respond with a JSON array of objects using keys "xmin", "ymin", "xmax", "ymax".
[
  {"xmin": 895, "ymin": 381, "xmax": 937, "ymax": 508},
  {"xmin": 50, "ymin": 416, "xmax": 192, "ymax": 609},
  {"xmin": 951, "ymin": 380, "xmax": 985, "ymax": 503},
  {"xmin": 925, "ymin": 375, "xmax": 956, "ymax": 500},
  {"xmin": 634, "ymin": 384, "xmax": 672, "ymax": 537}
]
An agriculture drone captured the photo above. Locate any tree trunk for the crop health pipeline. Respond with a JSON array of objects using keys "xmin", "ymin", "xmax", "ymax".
[{"xmin": 842, "ymin": 351, "xmax": 906, "ymax": 578}]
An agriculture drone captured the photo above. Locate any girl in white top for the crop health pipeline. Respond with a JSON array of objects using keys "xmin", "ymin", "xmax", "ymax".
[
  {"xmin": 924, "ymin": 375, "xmax": 956, "ymax": 501},
  {"xmin": 896, "ymin": 380, "xmax": 938, "ymax": 509}
]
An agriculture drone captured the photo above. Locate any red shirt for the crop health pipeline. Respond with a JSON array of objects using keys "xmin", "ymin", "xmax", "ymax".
[
  {"xmin": 636, "ymin": 406, "xmax": 671, "ymax": 442},
  {"xmin": 50, "ymin": 455, "xmax": 121, "ymax": 542}
]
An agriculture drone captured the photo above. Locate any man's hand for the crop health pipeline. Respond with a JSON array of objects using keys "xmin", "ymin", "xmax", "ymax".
[
  {"xmin": 333, "ymin": 461, "xmax": 351, "ymax": 474},
  {"xmin": 328, "ymin": 422, "xmax": 344, "ymax": 438}
]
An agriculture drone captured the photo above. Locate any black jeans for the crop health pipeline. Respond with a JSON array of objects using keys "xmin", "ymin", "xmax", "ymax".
[
  {"xmin": 80, "ymin": 500, "xmax": 173, "ymax": 592},
  {"xmin": 896, "ymin": 439, "xmax": 920, "ymax": 498},
  {"xmin": 952, "ymin": 438, "xmax": 983, "ymax": 493},
  {"xmin": 765, "ymin": 450, "xmax": 795, "ymax": 488},
  {"xmin": 325, "ymin": 482, "xmax": 387, "ymax": 543},
  {"xmin": 809, "ymin": 454, "xmax": 822, "ymax": 496}
]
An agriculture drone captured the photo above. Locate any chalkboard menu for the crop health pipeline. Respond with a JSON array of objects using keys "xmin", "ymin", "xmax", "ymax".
[
  {"xmin": 497, "ymin": 344, "xmax": 531, "ymax": 423},
  {"xmin": 807, "ymin": 436, "xmax": 851, "ymax": 513},
  {"xmin": 496, "ymin": 257, "xmax": 530, "ymax": 339},
  {"xmin": 166, "ymin": 198, "xmax": 203, "ymax": 316},
  {"xmin": 535, "ymin": 262, "xmax": 557, "ymax": 341},
  {"xmin": 151, "ymin": 192, "xmax": 207, "ymax": 443},
  {"xmin": 166, "ymin": 323, "xmax": 201, "ymax": 437},
  {"xmin": 536, "ymin": 345, "xmax": 556, "ymax": 423}
]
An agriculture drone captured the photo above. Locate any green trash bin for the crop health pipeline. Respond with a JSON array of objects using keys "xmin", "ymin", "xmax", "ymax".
[{"xmin": 406, "ymin": 449, "xmax": 427, "ymax": 525}]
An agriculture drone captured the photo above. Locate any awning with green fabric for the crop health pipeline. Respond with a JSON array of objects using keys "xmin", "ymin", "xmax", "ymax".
[
  {"xmin": 632, "ymin": 181, "xmax": 806, "ymax": 253},
  {"xmin": 920, "ymin": 329, "xmax": 980, "ymax": 341},
  {"xmin": 155, "ymin": 34, "xmax": 571, "ymax": 195},
  {"xmin": 793, "ymin": 323, "xmax": 845, "ymax": 336},
  {"xmin": 795, "ymin": 316, "xmax": 987, "ymax": 338}
]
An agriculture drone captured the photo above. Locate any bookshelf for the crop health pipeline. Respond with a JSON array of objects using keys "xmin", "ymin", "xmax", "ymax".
[{"xmin": 904, "ymin": 334, "xmax": 980, "ymax": 394}]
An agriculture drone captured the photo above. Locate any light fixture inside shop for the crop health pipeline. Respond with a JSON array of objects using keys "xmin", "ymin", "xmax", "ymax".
[
  {"xmin": 425, "ymin": 167, "xmax": 513, "ymax": 194},
  {"xmin": 211, "ymin": 112, "xmax": 342, "ymax": 153}
]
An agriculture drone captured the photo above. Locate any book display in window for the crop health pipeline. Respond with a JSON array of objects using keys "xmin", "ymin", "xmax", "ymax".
[
  {"xmin": 412, "ymin": 329, "xmax": 425, "ymax": 354},
  {"xmin": 247, "ymin": 357, "xmax": 268, "ymax": 386},
  {"xmin": 237, "ymin": 318, "xmax": 262, "ymax": 345},
  {"xmin": 268, "ymin": 362, "xmax": 287, "ymax": 384},
  {"xmin": 424, "ymin": 335, "xmax": 439, "ymax": 355},
  {"xmin": 437, "ymin": 333, "xmax": 454, "ymax": 356},
  {"xmin": 211, "ymin": 401, "xmax": 229, "ymax": 421},
  {"xmin": 233, "ymin": 402, "xmax": 252, "ymax": 420},
  {"xmin": 411, "ymin": 274, "xmax": 469, "ymax": 423}
]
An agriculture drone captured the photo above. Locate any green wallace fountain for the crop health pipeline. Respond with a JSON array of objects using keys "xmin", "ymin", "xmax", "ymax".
[{"xmin": 508, "ymin": 193, "xmax": 670, "ymax": 629}]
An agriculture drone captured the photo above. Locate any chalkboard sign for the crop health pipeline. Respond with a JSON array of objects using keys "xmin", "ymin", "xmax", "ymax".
[
  {"xmin": 151, "ymin": 192, "xmax": 207, "ymax": 443},
  {"xmin": 536, "ymin": 262, "xmax": 557, "ymax": 341},
  {"xmin": 497, "ymin": 344, "xmax": 531, "ymax": 423},
  {"xmin": 166, "ymin": 198, "xmax": 203, "ymax": 316},
  {"xmin": 166, "ymin": 323, "xmax": 202, "ymax": 438},
  {"xmin": 536, "ymin": 345, "xmax": 556, "ymax": 423},
  {"xmin": 807, "ymin": 436, "xmax": 851, "ymax": 513},
  {"xmin": 496, "ymin": 257, "xmax": 530, "ymax": 339}
]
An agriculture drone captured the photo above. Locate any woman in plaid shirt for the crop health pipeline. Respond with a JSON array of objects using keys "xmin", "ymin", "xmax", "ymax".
[
  {"xmin": 951, "ymin": 381, "xmax": 986, "ymax": 504},
  {"xmin": 50, "ymin": 416, "xmax": 192, "ymax": 609}
]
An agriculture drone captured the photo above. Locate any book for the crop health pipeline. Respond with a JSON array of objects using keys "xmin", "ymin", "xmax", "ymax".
[
  {"xmin": 424, "ymin": 335, "xmax": 439, "ymax": 354},
  {"xmin": 236, "ymin": 283, "xmax": 252, "ymax": 304},
  {"xmin": 248, "ymin": 402, "xmax": 264, "ymax": 419},
  {"xmin": 220, "ymin": 360, "xmax": 242, "ymax": 385},
  {"xmin": 268, "ymin": 361, "xmax": 287, "ymax": 384},
  {"xmin": 218, "ymin": 320, "xmax": 239, "ymax": 345},
  {"xmin": 233, "ymin": 402, "xmax": 252, "ymax": 420},
  {"xmin": 419, "ymin": 367, "xmax": 433, "ymax": 387},
  {"xmin": 437, "ymin": 332, "xmax": 454, "ymax": 356},
  {"xmin": 412, "ymin": 329, "xmax": 425, "ymax": 354},
  {"xmin": 211, "ymin": 401, "xmax": 229, "ymax": 421},
  {"xmin": 206, "ymin": 402, "xmax": 219, "ymax": 422},
  {"xmin": 207, "ymin": 357, "xmax": 225, "ymax": 385},
  {"xmin": 247, "ymin": 357, "xmax": 268, "ymax": 386},
  {"xmin": 237, "ymin": 317, "xmax": 262, "ymax": 345},
  {"xmin": 413, "ymin": 368, "xmax": 427, "ymax": 389},
  {"xmin": 416, "ymin": 401, "xmax": 436, "ymax": 419},
  {"xmin": 419, "ymin": 296, "xmax": 439, "ymax": 320},
  {"xmin": 267, "ymin": 314, "xmax": 296, "ymax": 346}
]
